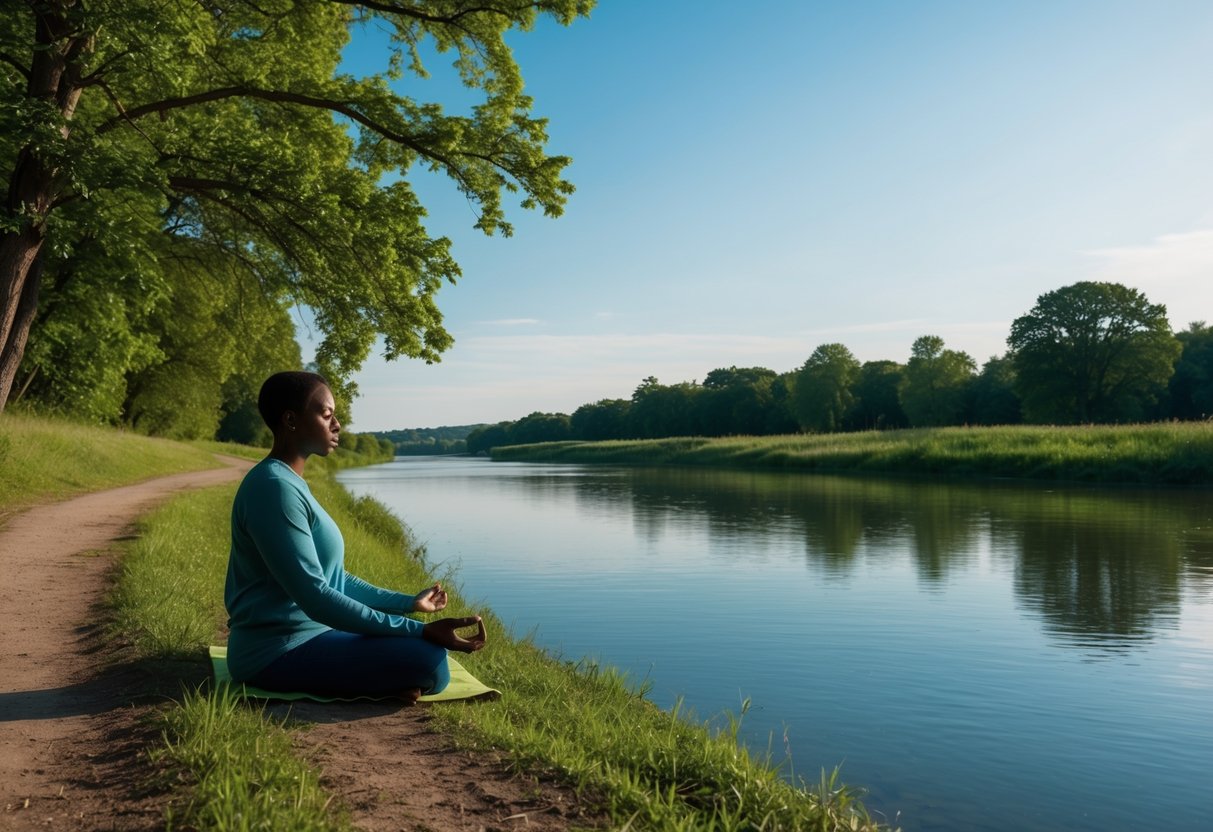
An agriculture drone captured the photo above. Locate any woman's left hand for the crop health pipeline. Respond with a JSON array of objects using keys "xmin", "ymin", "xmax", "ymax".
[{"xmin": 412, "ymin": 583, "xmax": 448, "ymax": 613}]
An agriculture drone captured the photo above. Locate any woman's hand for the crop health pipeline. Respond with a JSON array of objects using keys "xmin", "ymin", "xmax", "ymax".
[
  {"xmin": 422, "ymin": 616, "xmax": 487, "ymax": 653},
  {"xmin": 412, "ymin": 583, "xmax": 448, "ymax": 613}
]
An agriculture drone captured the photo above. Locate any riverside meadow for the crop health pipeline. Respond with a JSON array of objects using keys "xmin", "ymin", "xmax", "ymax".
[{"xmin": 489, "ymin": 422, "xmax": 1213, "ymax": 486}]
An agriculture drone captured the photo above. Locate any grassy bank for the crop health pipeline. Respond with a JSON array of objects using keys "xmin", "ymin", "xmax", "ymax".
[
  {"xmin": 0, "ymin": 411, "xmax": 223, "ymax": 519},
  {"xmin": 115, "ymin": 469, "xmax": 888, "ymax": 831},
  {"xmin": 491, "ymin": 422, "xmax": 1213, "ymax": 486}
]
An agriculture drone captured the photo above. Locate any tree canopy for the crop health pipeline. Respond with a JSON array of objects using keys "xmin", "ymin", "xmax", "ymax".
[
  {"xmin": 1168, "ymin": 322, "xmax": 1213, "ymax": 420},
  {"xmin": 899, "ymin": 335, "xmax": 975, "ymax": 427},
  {"xmin": 0, "ymin": 0, "xmax": 593, "ymax": 416},
  {"xmin": 793, "ymin": 343, "xmax": 859, "ymax": 432},
  {"xmin": 1007, "ymin": 282, "xmax": 1180, "ymax": 423}
]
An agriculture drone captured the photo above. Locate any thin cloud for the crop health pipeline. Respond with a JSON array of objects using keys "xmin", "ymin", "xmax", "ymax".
[
  {"xmin": 1086, "ymin": 228, "xmax": 1213, "ymax": 285},
  {"xmin": 481, "ymin": 318, "xmax": 543, "ymax": 326},
  {"xmin": 1083, "ymin": 228, "xmax": 1213, "ymax": 326}
]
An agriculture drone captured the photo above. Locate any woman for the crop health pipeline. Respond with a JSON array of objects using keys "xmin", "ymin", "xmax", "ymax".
[{"xmin": 224, "ymin": 371, "xmax": 485, "ymax": 700}]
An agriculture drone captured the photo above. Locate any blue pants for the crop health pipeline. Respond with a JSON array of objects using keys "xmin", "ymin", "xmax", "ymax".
[{"xmin": 249, "ymin": 630, "xmax": 450, "ymax": 697}]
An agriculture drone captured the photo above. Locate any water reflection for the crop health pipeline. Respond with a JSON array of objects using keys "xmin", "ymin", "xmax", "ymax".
[{"xmin": 512, "ymin": 467, "xmax": 1213, "ymax": 651}]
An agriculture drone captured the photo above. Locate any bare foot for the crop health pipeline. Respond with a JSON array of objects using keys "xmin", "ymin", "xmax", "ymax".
[{"xmin": 405, "ymin": 687, "xmax": 422, "ymax": 705}]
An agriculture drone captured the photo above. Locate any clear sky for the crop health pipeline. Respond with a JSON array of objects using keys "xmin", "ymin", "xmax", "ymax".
[{"xmin": 327, "ymin": 0, "xmax": 1213, "ymax": 431}]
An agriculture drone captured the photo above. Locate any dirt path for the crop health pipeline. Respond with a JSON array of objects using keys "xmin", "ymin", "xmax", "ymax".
[{"xmin": 0, "ymin": 459, "xmax": 599, "ymax": 831}]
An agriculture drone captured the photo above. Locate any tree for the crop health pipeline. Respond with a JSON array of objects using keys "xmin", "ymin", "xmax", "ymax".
[
  {"xmin": 698, "ymin": 366, "xmax": 778, "ymax": 436},
  {"xmin": 1167, "ymin": 322, "xmax": 1213, "ymax": 420},
  {"xmin": 849, "ymin": 360, "xmax": 907, "ymax": 430},
  {"xmin": 509, "ymin": 411, "xmax": 571, "ymax": 444},
  {"xmin": 764, "ymin": 371, "xmax": 801, "ymax": 434},
  {"xmin": 969, "ymin": 355, "xmax": 1022, "ymax": 425},
  {"xmin": 466, "ymin": 422, "xmax": 511, "ymax": 455},
  {"xmin": 629, "ymin": 377, "xmax": 701, "ymax": 438},
  {"xmin": 899, "ymin": 335, "xmax": 975, "ymax": 427},
  {"xmin": 571, "ymin": 398, "xmax": 632, "ymax": 440},
  {"xmin": 0, "ymin": 1, "xmax": 592, "ymax": 411},
  {"xmin": 793, "ymin": 344, "xmax": 860, "ymax": 432},
  {"xmin": 1007, "ymin": 282, "xmax": 1181, "ymax": 423}
]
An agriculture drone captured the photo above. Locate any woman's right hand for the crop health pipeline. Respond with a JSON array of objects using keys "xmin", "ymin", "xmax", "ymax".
[{"xmin": 422, "ymin": 616, "xmax": 487, "ymax": 653}]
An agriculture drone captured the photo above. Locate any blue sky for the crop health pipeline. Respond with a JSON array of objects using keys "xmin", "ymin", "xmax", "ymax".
[{"xmin": 327, "ymin": 0, "xmax": 1213, "ymax": 430}]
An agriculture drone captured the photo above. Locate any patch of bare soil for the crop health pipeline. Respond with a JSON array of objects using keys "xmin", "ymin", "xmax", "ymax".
[
  {"xmin": 274, "ymin": 700, "xmax": 599, "ymax": 832},
  {"xmin": 0, "ymin": 458, "xmax": 606, "ymax": 832}
]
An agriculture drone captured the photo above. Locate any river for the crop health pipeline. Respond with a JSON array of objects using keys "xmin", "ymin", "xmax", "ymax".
[{"xmin": 337, "ymin": 457, "xmax": 1213, "ymax": 832}]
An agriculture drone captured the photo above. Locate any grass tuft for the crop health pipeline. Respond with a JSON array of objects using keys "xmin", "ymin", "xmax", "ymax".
[{"xmin": 154, "ymin": 684, "xmax": 346, "ymax": 832}]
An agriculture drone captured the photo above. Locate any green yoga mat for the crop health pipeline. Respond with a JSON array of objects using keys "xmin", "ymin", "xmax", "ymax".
[{"xmin": 208, "ymin": 645, "xmax": 499, "ymax": 703}]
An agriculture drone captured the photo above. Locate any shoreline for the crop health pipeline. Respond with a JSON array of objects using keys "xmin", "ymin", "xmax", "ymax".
[{"xmin": 488, "ymin": 422, "xmax": 1213, "ymax": 487}]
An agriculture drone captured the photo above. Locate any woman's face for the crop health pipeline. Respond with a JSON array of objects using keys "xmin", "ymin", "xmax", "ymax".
[{"xmin": 289, "ymin": 384, "xmax": 341, "ymax": 456}]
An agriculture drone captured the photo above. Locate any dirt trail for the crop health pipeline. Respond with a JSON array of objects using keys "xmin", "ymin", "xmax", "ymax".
[{"xmin": 0, "ymin": 457, "xmax": 597, "ymax": 831}]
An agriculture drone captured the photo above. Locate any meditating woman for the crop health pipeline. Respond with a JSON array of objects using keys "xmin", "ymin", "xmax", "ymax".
[{"xmin": 223, "ymin": 370, "xmax": 485, "ymax": 700}]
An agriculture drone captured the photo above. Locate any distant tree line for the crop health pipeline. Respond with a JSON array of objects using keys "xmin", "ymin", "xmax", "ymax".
[
  {"xmin": 370, "ymin": 425, "xmax": 486, "ymax": 456},
  {"xmin": 338, "ymin": 432, "xmax": 398, "ymax": 461},
  {"xmin": 467, "ymin": 282, "xmax": 1212, "ymax": 454}
]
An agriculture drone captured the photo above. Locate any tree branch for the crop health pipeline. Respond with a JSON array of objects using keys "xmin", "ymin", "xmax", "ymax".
[
  {"xmin": 329, "ymin": 1, "xmax": 541, "ymax": 26},
  {"xmin": 95, "ymin": 78, "xmax": 164, "ymax": 152},
  {"xmin": 97, "ymin": 85, "xmax": 474, "ymax": 193},
  {"xmin": 0, "ymin": 51, "xmax": 31, "ymax": 82}
]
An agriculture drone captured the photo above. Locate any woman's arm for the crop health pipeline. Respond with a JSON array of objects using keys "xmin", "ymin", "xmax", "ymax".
[{"xmin": 343, "ymin": 572, "xmax": 416, "ymax": 614}]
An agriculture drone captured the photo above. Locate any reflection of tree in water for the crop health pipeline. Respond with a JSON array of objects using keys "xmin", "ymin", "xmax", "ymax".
[
  {"xmin": 510, "ymin": 465, "xmax": 1213, "ymax": 648},
  {"xmin": 619, "ymin": 469, "xmax": 985, "ymax": 579},
  {"xmin": 995, "ymin": 492, "xmax": 1191, "ymax": 648}
]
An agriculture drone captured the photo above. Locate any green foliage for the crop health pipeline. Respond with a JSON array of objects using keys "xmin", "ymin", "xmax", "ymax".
[
  {"xmin": 850, "ymin": 361, "xmax": 908, "ymax": 430},
  {"xmin": 570, "ymin": 398, "xmax": 631, "ymax": 440},
  {"xmin": 134, "ymin": 259, "xmax": 303, "ymax": 439},
  {"xmin": 1008, "ymin": 281, "xmax": 1181, "ymax": 423},
  {"xmin": 969, "ymin": 355, "xmax": 1022, "ymax": 425},
  {"xmin": 466, "ymin": 421, "xmax": 513, "ymax": 454},
  {"xmin": 1, "ymin": 0, "xmax": 593, "ymax": 411},
  {"xmin": 372, "ymin": 424, "xmax": 480, "ymax": 454},
  {"xmin": 15, "ymin": 253, "xmax": 163, "ymax": 423},
  {"xmin": 510, "ymin": 410, "xmax": 572, "ymax": 444},
  {"xmin": 794, "ymin": 344, "xmax": 860, "ymax": 433},
  {"xmin": 1168, "ymin": 321, "xmax": 1213, "ymax": 420},
  {"xmin": 899, "ymin": 336, "xmax": 976, "ymax": 427},
  {"xmin": 631, "ymin": 376, "xmax": 703, "ymax": 438},
  {"xmin": 698, "ymin": 366, "xmax": 784, "ymax": 436}
]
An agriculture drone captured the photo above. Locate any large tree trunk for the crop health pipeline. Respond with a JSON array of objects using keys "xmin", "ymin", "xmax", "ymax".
[
  {"xmin": 0, "ymin": 247, "xmax": 44, "ymax": 410},
  {"xmin": 0, "ymin": 4, "xmax": 91, "ymax": 411},
  {"xmin": 0, "ymin": 154, "xmax": 54, "ymax": 412}
]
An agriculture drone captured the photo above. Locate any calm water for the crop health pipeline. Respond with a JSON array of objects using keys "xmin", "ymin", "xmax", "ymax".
[{"xmin": 337, "ymin": 458, "xmax": 1213, "ymax": 832}]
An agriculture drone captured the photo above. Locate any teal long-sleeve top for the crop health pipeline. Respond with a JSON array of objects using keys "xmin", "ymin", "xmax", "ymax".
[{"xmin": 223, "ymin": 457, "xmax": 423, "ymax": 681}]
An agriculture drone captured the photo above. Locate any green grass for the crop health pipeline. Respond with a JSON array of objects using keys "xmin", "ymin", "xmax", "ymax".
[
  {"xmin": 153, "ymin": 685, "xmax": 344, "ymax": 832},
  {"xmin": 115, "ymin": 469, "xmax": 890, "ymax": 831},
  {"xmin": 491, "ymin": 422, "xmax": 1213, "ymax": 486},
  {"xmin": 0, "ymin": 411, "xmax": 222, "ymax": 519}
]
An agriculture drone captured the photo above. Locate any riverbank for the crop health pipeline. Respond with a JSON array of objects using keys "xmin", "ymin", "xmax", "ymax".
[
  {"xmin": 490, "ymin": 422, "xmax": 1213, "ymax": 485},
  {"xmin": 1, "ymin": 415, "xmax": 889, "ymax": 831}
]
